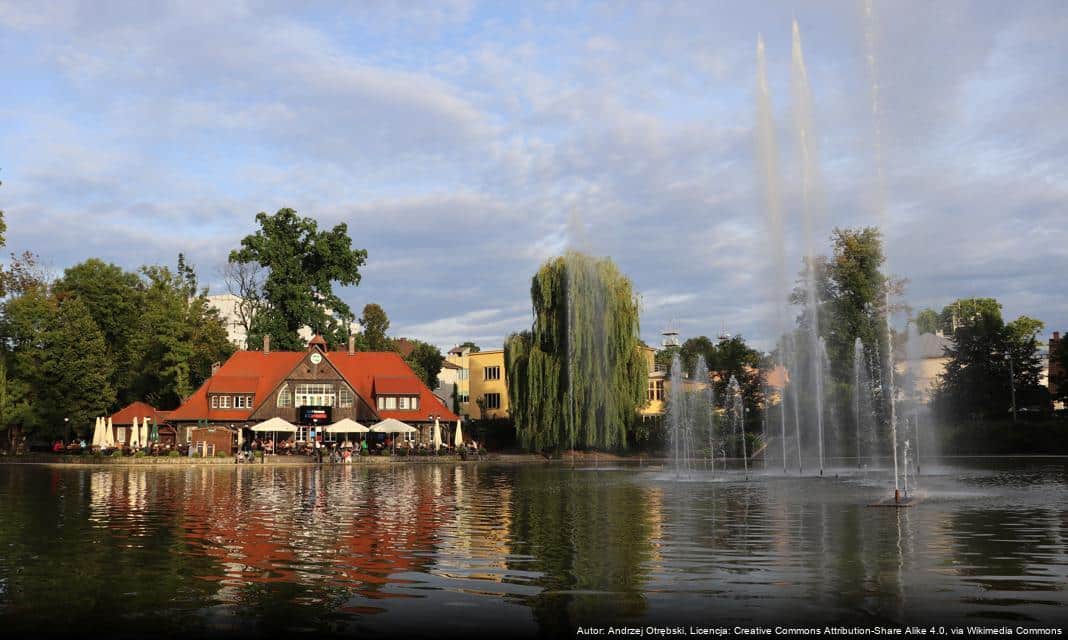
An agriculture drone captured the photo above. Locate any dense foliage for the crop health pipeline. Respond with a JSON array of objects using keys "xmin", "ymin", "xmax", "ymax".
[
  {"xmin": 0, "ymin": 254, "xmax": 233, "ymax": 439},
  {"xmin": 229, "ymin": 209, "xmax": 367, "ymax": 351},
  {"xmin": 505, "ymin": 252, "xmax": 648, "ymax": 451},
  {"xmin": 933, "ymin": 299, "xmax": 1044, "ymax": 419}
]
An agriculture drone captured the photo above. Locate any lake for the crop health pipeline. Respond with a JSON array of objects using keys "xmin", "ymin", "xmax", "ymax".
[{"xmin": 1, "ymin": 459, "xmax": 1066, "ymax": 638}]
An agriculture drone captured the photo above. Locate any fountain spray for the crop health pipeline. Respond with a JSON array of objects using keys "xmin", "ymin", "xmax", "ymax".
[
  {"xmin": 792, "ymin": 21, "xmax": 827, "ymax": 478},
  {"xmin": 755, "ymin": 35, "xmax": 791, "ymax": 476}
]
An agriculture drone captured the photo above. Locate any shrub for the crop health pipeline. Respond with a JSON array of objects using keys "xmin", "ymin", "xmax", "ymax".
[
  {"xmin": 111, "ymin": 450, "xmax": 124, "ymax": 458},
  {"xmin": 167, "ymin": 450, "xmax": 180, "ymax": 457},
  {"xmin": 133, "ymin": 450, "xmax": 145, "ymax": 458},
  {"xmin": 214, "ymin": 451, "xmax": 229, "ymax": 458},
  {"xmin": 191, "ymin": 453, "xmax": 201, "ymax": 459}
]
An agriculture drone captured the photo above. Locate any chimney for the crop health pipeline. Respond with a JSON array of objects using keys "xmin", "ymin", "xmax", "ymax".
[
  {"xmin": 1054, "ymin": 332, "xmax": 1061, "ymax": 341},
  {"xmin": 211, "ymin": 361, "xmax": 221, "ymax": 376},
  {"xmin": 263, "ymin": 334, "xmax": 271, "ymax": 355},
  {"xmin": 348, "ymin": 334, "xmax": 355, "ymax": 356}
]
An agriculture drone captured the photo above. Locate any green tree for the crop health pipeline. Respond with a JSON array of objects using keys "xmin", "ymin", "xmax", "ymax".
[
  {"xmin": 934, "ymin": 303, "xmax": 1044, "ymax": 419},
  {"xmin": 709, "ymin": 334, "xmax": 767, "ymax": 416},
  {"xmin": 915, "ymin": 308, "xmax": 940, "ymax": 335},
  {"xmin": 504, "ymin": 252, "xmax": 648, "ymax": 451},
  {"xmin": 359, "ymin": 303, "xmax": 392, "ymax": 351},
  {"xmin": 52, "ymin": 259, "xmax": 144, "ymax": 402},
  {"xmin": 457, "ymin": 341, "xmax": 480, "ymax": 353},
  {"xmin": 130, "ymin": 261, "xmax": 234, "ymax": 408},
  {"xmin": 33, "ymin": 297, "xmax": 115, "ymax": 437},
  {"xmin": 678, "ymin": 336, "xmax": 716, "ymax": 377},
  {"xmin": 229, "ymin": 209, "xmax": 367, "ymax": 351},
  {"xmin": 938, "ymin": 298, "xmax": 1002, "ymax": 334},
  {"xmin": 403, "ymin": 339, "xmax": 444, "ymax": 390}
]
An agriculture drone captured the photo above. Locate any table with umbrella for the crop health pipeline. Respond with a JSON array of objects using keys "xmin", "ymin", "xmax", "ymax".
[
  {"xmin": 250, "ymin": 417, "xmax": 298, "ymax": 455},
  {"xmin": 369, "ymin": 418, "xmax": 418, "ymax": 454}
]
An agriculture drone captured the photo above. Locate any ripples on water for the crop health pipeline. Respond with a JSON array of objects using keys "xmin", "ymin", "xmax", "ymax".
[{"xmin": 0, "ymin": 460, "xmax": 1066, "ymax": 637}]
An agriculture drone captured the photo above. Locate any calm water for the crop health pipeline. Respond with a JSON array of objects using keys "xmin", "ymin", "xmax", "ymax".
[{"xmin": 1, "ymin": 460, "xmax": 1066, "ymax": 638}]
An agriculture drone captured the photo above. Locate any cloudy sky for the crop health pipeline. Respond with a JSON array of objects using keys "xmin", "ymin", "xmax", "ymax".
[{"xmin": 2, "ymin": 1, "xmax": 1065, "ymax": 352}]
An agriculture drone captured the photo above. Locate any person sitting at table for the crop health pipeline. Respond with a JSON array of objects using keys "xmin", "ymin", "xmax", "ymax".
[{"xmin": 264, "ymin": 439, "xmax": 274, "ymax": 455}]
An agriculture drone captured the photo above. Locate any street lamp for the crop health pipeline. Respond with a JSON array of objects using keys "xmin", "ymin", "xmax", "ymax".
[
  {"xmin": 64, "ymin": 417, "xmax": 69, "ymax": 440},
  {"xmin": 1005, "ymin": 352, "xmax": 1018, "ymax": 423}
]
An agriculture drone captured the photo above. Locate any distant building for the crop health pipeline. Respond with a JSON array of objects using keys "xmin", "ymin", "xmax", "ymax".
[
  {"xmin": 206, "ymin": 293, "xmax": 360, "ymax": 349},
  {"xmin": 897, "ymin": 331, "xmax": 952, "ymax": 404},
  {"xmin": 469, "ymin": 349, "xmax": 509, "ymax": 420}
]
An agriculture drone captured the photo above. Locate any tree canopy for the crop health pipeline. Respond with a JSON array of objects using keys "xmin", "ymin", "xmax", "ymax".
[
  {"xmin": 402, "ymin": 339, "xmax": 445, "ymax": 390},
  {"xmin": 0, "ymin": 254, "xmax": 233, "ymax": 439},
  {"xmin": 359, "ymin": 303, "xmax": 391, "ymax": 352},
  {"xmin": 229, "ymin": 209, "xmax": 367, "ymax": 351},
  {"xmin": 505, "ymin": 252, "xmax": 648, "ymax": 451},
  {"xmin": 934, "ymin": 299, "xmax": 1044, "ymax": 419}
]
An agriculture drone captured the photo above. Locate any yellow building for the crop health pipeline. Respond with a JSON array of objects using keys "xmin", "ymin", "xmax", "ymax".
[
  {"xmin": 447, "ymin": 346, "xmax": 509, "ymax": 420},
  {"xmin": 639, "ymin": 344, "xmax": 666, "ymax": 419}
]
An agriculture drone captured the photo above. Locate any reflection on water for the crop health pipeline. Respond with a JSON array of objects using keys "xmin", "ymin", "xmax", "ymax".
[{"xmin": 0, "ymin": 461, "xmax": 1066, "ymax": 636}]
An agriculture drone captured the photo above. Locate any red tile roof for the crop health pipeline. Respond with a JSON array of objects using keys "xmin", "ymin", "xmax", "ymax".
[
  {"xmin": 168, "ymin": 351, "xmax": 305, "ymax": 422},
  {"xmin": 327, "ymin": 351, "xmax": 457, "ymax": 422},
  {"xmin": 373, "ymin": 376, "xmax": 424, "ymax": 395},
  {"xmin": 207, "ymin": 376, "xmax": 260, "ymax": 393},
  {"xmin": 168, "ymin": 349, "xmax": 457, "ymax": 424},
  {"xmin": 109, "ymin": 401, "xmax": 168, "ymax": 426}
]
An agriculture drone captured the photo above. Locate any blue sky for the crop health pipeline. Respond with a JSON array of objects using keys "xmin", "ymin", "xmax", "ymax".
[{"xmin": 1, "ymin": 1, "xmax": 1066, "ymax": 352}]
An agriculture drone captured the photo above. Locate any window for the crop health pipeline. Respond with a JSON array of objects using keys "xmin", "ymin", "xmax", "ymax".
[
  {"xmin": 296, "ymin": 383, "xmax": 335, "ymax": 407},
  {"xmin": 648, "ymin": 379, "xmax": 664, "ymax": 402},
  {"xmin": 339, "ymin": 387, "xmax": 354, "ymax": 408},
  {"xmin": 218, "ymin": 395, "xmax": 231, "ymax": 409},
  {"xmin": 458, "ymin": 393, "xmax": 469, "ymax": 404},
  {"xmin": 233, "ymin": 395, "xmax": 254, "ymax": 409},
  {"xmin": 398, "ymin": 396, "xmax": 409, "ymax": 410},
  {"xmin": 277, "ymin": 384, "xmax": 292, "ymax": 408},
  {"xmin": 410, "ymin": 396, "xmax": 419, "ymax": 410},
  {"xmin": 484, "ymin": 366, "xmax": 501, "ymax": 381},
  {"xmin": 458, "ymin": 369, "xmax": 469, "ymax": 380},
  {"xmin": 377, "ymin": 396, "xmax": 384, "ymax": 410},
  {"xmin": 385, "ymin": 396, "xmax": 397, "ymax": 410},
  {"xmin": 297, "ymin": 426, "xmax": 308, "ymax": 442},
  {"xmin": 211, "ymin": 395, "xmax": 219, "ymax": 409},
  {"xmin": 484, "ymin": 393, "xmax": 501, "ymax": 410}
]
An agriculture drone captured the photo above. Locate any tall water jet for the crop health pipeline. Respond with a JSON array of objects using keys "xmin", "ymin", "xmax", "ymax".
[
  {"xmin": 864, "ymin": 0, "xmax": 902, "ymax": 500},
  {"xmin": 904, "ymin": 322, "xmax": 924, "ymax": 475},
  {"xmin": 692, "ymin": 356, "xmax": 716, "ymax": 474},
  {"xmin": 854, "ymin": 338, "xmax": 865, "ymax": 468},
  {"xmin": 755, "ymin": 34, "xmax": 791, "ymax": 476},
  {"xmin": 786, "ymin": 333, "xmax": 802, "ymax": 474},
  {"xmin": 667, "ymin": 353, "xmax": 692, "ymax": 477},
  {"xmin": 792, "ymin": 20, "xmax": 827, "ymax": 478},
  {"xmin": 727, "ymin": 375, "xmax": 748, "ymax": 479}
]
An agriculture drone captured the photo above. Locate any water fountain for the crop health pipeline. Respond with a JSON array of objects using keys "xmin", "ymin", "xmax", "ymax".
[{"xmin": 727, "ymin": 375, "xmax": 748, "ymax": 479}]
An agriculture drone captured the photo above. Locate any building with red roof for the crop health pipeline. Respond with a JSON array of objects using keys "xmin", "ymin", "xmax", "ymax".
[{"xmin": 167, "ymin": 335, "xmax": 459, "ymax": 447}]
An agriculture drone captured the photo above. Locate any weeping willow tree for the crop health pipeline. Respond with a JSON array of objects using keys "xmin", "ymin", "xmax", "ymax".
[{"xmin": 505, "ymin": 252, "xmax": 648, "ymax": 451}]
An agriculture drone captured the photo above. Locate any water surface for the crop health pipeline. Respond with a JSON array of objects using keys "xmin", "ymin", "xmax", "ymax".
[{"xmin": 1, "ymin": 460, "xmax": 1065, "ymax": 637}]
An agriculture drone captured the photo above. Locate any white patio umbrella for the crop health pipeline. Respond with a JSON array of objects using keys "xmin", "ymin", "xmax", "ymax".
[
  {"xmin": 104, "ymin": 417, "xmax": 115, "ymax": 448},
  {"xmin": 130, "ymin": 416, "xmax": 140, "ymax": 448},
  {"xmin": 370, "ymin": 418, "xmax": 417, "ymax": 453},
  {"xmin": 454, "ymin": 419, "xmax": 463, "ymax": 448},
  {"xmin": 325, "ymin": 418, "xmax": 369, "ymax": 434},
  {"xmin": 91, "ymin": 417, "xmax": 103, "ymax": 449},
  {"xmin": 140, "ymin": 417, "xmax": 149, "ymax": 446},
  {"xmin": 250, "ymin": 417, "xmax": 298, "ymax": 432},
  {"xmin": 432, "ymin": 417, "xmax": 442, "ymax": 451}
]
